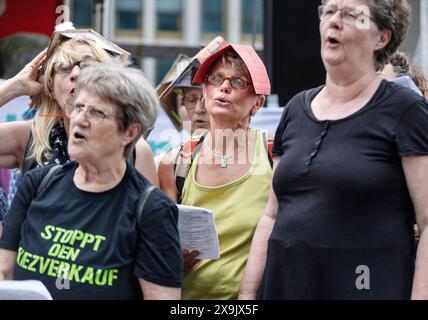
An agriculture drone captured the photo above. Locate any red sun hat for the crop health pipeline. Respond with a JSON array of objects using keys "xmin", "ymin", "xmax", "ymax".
[{"xmin": 192, "ymin": 44, "xmax": 271, "ymax": 95}]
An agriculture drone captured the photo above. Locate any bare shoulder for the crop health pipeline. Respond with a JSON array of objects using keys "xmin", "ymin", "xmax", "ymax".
[
  {"xmin": 159, "ymin": 147, "xmax": 181, "ymax": 167},
  {"xmin": 158, "ymin": 147, "xmax": 181, "ymax": 203},
  {"xmin": 135, "ymin": 137, "xmax": 159, "ymax": 186}
]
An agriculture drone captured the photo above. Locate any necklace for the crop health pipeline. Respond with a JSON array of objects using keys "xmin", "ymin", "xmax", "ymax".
[{"xmin": 204, "ymin": 140, "xmax": 245, "ymax": 168}]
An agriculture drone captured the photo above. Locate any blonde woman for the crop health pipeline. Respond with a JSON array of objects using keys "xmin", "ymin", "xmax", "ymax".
[{"xmin": 0, "ymin": 33, "xmax": 158, "ymax": 185}]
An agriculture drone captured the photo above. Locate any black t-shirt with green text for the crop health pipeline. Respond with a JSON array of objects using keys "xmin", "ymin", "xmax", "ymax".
[{"xmin": 0, "ymin": 161, "xmax": 183, "ymax": 299}]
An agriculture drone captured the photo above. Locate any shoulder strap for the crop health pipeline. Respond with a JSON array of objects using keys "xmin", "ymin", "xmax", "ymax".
[
  {"xmin": 136, "ymin": 184, "xmax": 157, "ymax": 229},
  {"xmin": 36, "ymin": 165, "xmax": 62, "ymax": 198},
  {"xmin": 174, "ymin": 132, "xmax": 208, "ymax": 204},
  {"xmin": 262, "ymin": 131, "xmax": 274, "ymax": 168},
  {"xmin": 22, "ymin": 133, "xmax": 36, "ymax": 176}
]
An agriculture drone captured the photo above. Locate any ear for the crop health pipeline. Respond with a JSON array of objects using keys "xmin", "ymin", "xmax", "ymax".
[
  {"xmin": 251, "ymin": 95, "xmax": 266, "ymax": 115},
  {"xmin": 121, "ymin": 123, "xmax": 141, "ymax": 148},
  {"xmin": 375, "ymin": 29, "xmax": 392, "ymax": 51}
]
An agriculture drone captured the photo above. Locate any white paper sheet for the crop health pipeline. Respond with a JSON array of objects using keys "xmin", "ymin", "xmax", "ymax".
[{"xmin": 177, "ymin": 205, "xmax": 220, "ymax": 260}]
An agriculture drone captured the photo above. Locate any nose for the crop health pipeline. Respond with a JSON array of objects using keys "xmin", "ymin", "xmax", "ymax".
[
  {"xmin": 69, "ymin": 64, "xmax": 81, "ymax": 82},
  {"xmin": 72, "ymin": 108, "xmax": 90, "ymax": 126},
  {"xmin": 219, "ymin": 78, "xmax": 232, "ymax": 93},
  {"xmin": 194, "ymin": 98, "xmax": 206, "ymax": 114}
]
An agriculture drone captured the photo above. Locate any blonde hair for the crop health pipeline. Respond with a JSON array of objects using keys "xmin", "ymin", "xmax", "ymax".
[{"xmin": 29, "ymin": 38, "xmax": 111, "ymax": 165}]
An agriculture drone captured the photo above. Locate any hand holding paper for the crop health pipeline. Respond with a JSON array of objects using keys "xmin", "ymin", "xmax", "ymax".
[{"xmin": 177, "ymin": 205, "xmax": 220, "ymax": 260}]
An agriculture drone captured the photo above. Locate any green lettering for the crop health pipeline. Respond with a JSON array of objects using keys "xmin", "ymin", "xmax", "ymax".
[
  {"xmin": 47, "ymin": 260, "xmax": 60, "ymax": 277},
  {"xmin": 57, "ymin": 262, "xmax": 70, "ymax": 278},
  {"xmin": 39, "ymin": 256, "xmax": 51, "ymax": 274},
  {"xmin": 69, "ymin": 230, "xmax": 84, "ymax": 246},
  {"xmin": 48, "ymin": 243, "xmax": 61, "ymax": 258},
  {"xmin": 68, "ymin": 248, "xmax": 80, "ymax": 262},
  {"xmin": 57, "ymin": 245, "xmax": 70, "ymax": 260},
  {"xmin": 69, "ymin": 264, "xmax": 84, "ymax": 282},
  {"xmin": 40, "ymin": 225, "xmax": 55, "ymax": 240},
  {"xmin": 60, "ymin": 230, "xmax": 73, "ymax": 244},
  {"xmin": 93, "ymin": 235, "xmax": 107, "ymax": 251},
  {"xmin": 53, "ymin": 227, "xmax": 66, "ymax": 242},
  {"xmin": 80, "ymin": 233, "xmax": 95, "ymax": 249},
  {"xmin": 81, "ymin": 267, "xmax": 94, "ymax": 285},
  {"xmin": 94, "ymin": 269, "xmax": 108, "ymax": 286},
  {"xmin": 27, "ymin": 254, "xmax": 39, "ymax": 272},
  {"xmin": 108, "ymin": 269, "xmax": 119, "ymax": 286},
  {"xmin": 20, "ymin": 251, "xmax": 31, "ymax": 269},
  {"xmin": 16, "ymin": 247, "xmax": 24, "ymax": 265}
]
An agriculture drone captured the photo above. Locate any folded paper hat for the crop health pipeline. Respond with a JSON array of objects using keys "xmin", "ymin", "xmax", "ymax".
[
  {"xmin": 155, "ymin": 54, "xmax": 192, "ymax": 130},
  {"xmin": 193, "ymin": 44, "xmax": 271, "ymax": 95},
  {"xmin": 46, "ymin": 28, "xmax": 131, "ymax": 61},
  {"xmin": 157, "ymin": 36, "xmax": 228, "ymax": 131}
]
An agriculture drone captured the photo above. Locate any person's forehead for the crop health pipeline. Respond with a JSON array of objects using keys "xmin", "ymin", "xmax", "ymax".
[
  {"xmin": 75, "ymin": 88, "xmax": 114, "ymax": 109},
  {"xmin": 211, "ymin": 61, "xmax": 249, "ymax": 78},
  {"xmin": 324, "ymin": 0, "xmax": 370, "ymax": 7},
  {"xmin": 184, "ymin": 88, "xmax": 202, "ymax": 96}
]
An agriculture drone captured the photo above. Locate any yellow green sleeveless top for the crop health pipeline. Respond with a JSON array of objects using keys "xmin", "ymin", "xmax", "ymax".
[{"xmin": 181, "ymin": 130, "xmax": 272, "ymax": 300}]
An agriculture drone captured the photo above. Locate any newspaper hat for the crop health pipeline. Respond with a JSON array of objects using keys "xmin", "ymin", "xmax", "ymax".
[
  {"xmin": 46, "ymin": 28, "xmax": 131, "ymax": 61},
  {"xmin": 155, "ymin": 54, "xmax": 192, "ymax": 131},
  {"xmin": 157, "ymin": 36, "xmax": 228, "ymax": 130},
  {"xmin": 193, "ymin": 44, "xmax": 271, "ymax": 95}
]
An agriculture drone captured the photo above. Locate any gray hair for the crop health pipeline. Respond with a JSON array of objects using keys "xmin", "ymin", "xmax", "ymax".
[
  {"xmin": 322, "ymin": 0, "xmax": 412, "ymax": 71},
  {"xmin": 76, "ymin": 59, "xmax": 160, "ymax": 157}
]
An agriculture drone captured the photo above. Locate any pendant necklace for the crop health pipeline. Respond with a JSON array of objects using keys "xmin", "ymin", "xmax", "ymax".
[{"xmin": 204, "ymin": 140, "xmax": 244, "ymax": 168}]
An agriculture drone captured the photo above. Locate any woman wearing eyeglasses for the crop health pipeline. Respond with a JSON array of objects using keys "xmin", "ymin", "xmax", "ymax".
[
  {"xmin": 0, "ymin": 60, "xmax": 182, "ymax": 300},
  {"xmin": 159, "ymin": 44, "xmax": 273, "ymax": 299},
  {"xmin": 0, "ymin": 30, "xmax": 158, "ymax": 188},
  {"xmin": 240, "ymin": 0, "xmax": 428, "ymax": 300}
]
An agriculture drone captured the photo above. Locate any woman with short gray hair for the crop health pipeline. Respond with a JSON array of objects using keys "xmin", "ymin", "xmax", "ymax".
[
  {"xmin": 240, "ymin": 0, "xmax": 428, "ymax": 299},
  {"xmin": 0, "ymin": 61, "xmax": 182, "ymax": 300},
  {"xmin": 74, "ymin": 60, "xmax": 159, "ymax": 157}
]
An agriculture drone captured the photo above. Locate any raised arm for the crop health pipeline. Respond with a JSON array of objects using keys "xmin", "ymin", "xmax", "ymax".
[
  {"xmin": 135, "ymin": 137, "xmax": 159, "ymax": 187},
  {"xmin": 0, "ymin": 49, "xmax": 47, "ymax": 107},
  {"xmin": 139, "ymin": 278, "xmax": 181, "ymax": 300},
  {"xmin": 403, "ymin": 156, "xmax": 428, "ymax": 299},
  {"xmin": 239, "ymin": 156, "xmax": 280, "ymax": 300},
  {"xmin": 0, "ymin": 50, "xmax": 47, "ymax": 171}
]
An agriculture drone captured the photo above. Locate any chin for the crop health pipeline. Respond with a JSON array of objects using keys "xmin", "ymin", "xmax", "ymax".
[{"xmin": 68, "ymin": 146, "xmax": 85, "ymax": 162}]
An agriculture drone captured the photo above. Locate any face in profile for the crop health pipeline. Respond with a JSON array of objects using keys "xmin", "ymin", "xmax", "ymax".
[{"xmin": 51, "ymin": 44, "xmax": 97, "ymax": 111}]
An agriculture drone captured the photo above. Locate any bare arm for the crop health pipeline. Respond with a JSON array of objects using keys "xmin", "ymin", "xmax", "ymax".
[
  {"xmin": 0, "ymin": 249, "xmax": 17, "ymax": 280},
  {"xmin": 239, "ymin": 157, "xmax": 280, "ymax": 300},
  {"xmin": 135, "ymin": 137, "xmax": 159, "ymax": 187},
  {"xmin": 139, "ymin": 278, "xmax": 181, "ymax": 300},
  {"xmin": 402, "ymin": 156, "xmax": 428, "ymax": 299},
  {"xmin": 0, "ymin": 120, "xmax": 32, "ymax": 170},
  {"xmin": 0, "ymin": 49, "xmax": 47, "ymax": 107},
  {"xmin": 158, "ymin": 148, "xmax": 180, "ymax": 203}
]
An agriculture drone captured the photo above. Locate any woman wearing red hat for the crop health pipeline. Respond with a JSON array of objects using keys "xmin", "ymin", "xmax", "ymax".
[{"xmin": 159, "ymin": 44, "xmax": 273, "ymax": 299}]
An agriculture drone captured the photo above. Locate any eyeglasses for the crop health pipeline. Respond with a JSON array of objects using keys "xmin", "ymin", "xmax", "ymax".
[
  {"xmin": 206, "ymin": 74, "xmax": 252, "ymax": 90},
  {"xmin": 318, "ymin": 5, "xmax": 374, "ymax": 26},
  {"xmin": 54, "ymin": 57, "xmax": 99, "ymax": 74},
  {"xmin": 65, "ymin": 103, "xmax": 116, "ymax": 125},
  {"xmin": 183, "ymin": 93, "xmax": 203, "ymax": 110}
]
